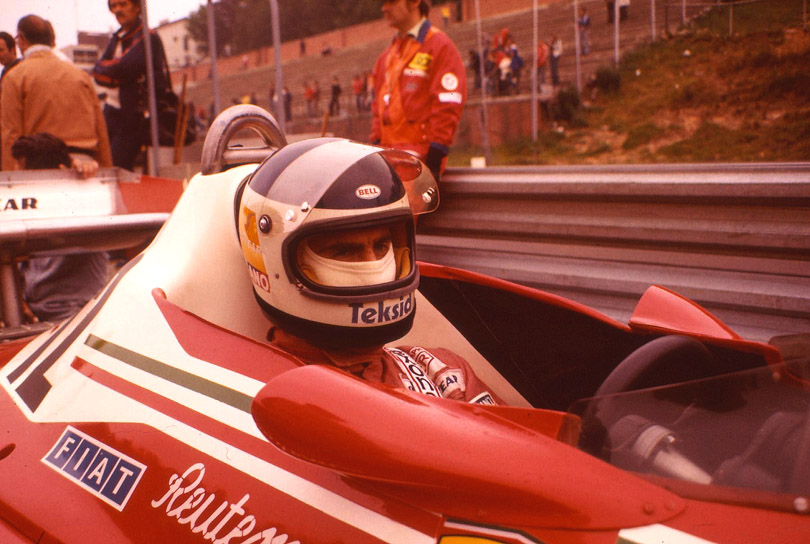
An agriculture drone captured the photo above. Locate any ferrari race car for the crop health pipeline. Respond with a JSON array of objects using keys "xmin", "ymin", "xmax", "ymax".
[{"xmin": 1, "ymin": 106, "xmax": 808, "ymax": 543}]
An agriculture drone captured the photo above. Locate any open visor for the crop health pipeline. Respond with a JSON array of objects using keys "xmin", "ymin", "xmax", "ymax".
[
  {"xmin": 291, "ymin": 218, "xmax": 416, "ymax": 297},
  {"xmin": 380, "ymin": 150, "xmax": 440, "ymax": 216}
]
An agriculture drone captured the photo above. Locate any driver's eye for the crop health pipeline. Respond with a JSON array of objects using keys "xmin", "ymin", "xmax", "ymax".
[{"xmin": 373, "ymin": 238, "xmax": 392, "ymax": 259}]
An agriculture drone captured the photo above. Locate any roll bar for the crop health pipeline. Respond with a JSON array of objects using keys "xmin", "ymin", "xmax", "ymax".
[{"xmin": 200, "ymin": 105, "xmax": 288, "ymax": 175}]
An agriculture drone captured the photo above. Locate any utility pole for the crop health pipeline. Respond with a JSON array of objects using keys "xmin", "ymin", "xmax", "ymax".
[
  {"xmin": 142, "ymin": 0, "xmax": 160, "ymax": 175},
  {"xmin": 207, "ymin": 0, "xmax": 222, "ymax": 118},
  {"xmin": 268, "ymin": 0, "xmax": 285, "ymax": 133}
]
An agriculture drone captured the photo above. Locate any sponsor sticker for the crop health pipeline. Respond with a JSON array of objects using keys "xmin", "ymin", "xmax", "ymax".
[
  {"xmin": 409, "ymin": 52, "xmax": 433, "ymax": 71},
  {"xmin": 438, "ymin": 91, "xmax": 463, "ymax": 104},
  {"xmin": 470, "ymin": 392, "xmax": 496, "ymax": 405},
  {"xmin": 355, "ymin": 184, "xmax": 381, "ymax": 200},
  {"xmin": 240, "ymin": 205, "xmax": 267, "ymax": 273},
  {"xmin": 441, "ymin": 72, "xmax": 459, "ymax": 91},
  {"xmin": 43, "ymin": 426, "xmax": 146, "ymax": 511},
  {"xmin": 350, "ymin": 294, "xmax": 413, "ymax": 325},
  {"xmin": 152, "ymin": 463, "xmax": 300, "ymax": 544},
  {"xmin": 247, "ymin": 263, "xmax": 271, "ymax": 292},
  {"xmin": 403, "ymin": 68, "xmax": 428, "ymax": 79}
]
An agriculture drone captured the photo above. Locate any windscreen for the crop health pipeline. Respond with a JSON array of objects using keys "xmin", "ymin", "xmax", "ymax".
[{"xmin": 569, "ymin": 361, "xmax": 810, "ymax": 497}]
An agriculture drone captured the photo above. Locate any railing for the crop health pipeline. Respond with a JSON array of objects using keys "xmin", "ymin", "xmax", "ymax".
[{"xmin": 416, "ymin": 162, "xmax": 810, "ymax": 342}]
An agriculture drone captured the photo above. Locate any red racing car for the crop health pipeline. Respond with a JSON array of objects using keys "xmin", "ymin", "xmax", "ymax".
[{"xmin": 1, "ymin": 106, "xmax": 808, "ymax": 543}]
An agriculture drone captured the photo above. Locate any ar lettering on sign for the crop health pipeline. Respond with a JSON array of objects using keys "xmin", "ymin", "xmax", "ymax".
[
  {"xmin": 1, "ymin": 197, "xmax": 37, "ymax": 211},
  {"xmin": 43, "ymin": 426, "xmax": 146, "ymax": 511}
]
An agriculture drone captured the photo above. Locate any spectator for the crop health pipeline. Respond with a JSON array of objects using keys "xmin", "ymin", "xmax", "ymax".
[
  {"xmin": 12, "ymin": 134, "xmax": 109, "ymax": 323},
  {"xmin": 303, "ymin": 81, "xmax": 316, "ymax": 117},
  {"xmin": 237, "ymin": 139, "xmax": 501, "ymax": 404},
  {"xmin": 468, "ymin": 49, "xmax": 481, "ymax": 90},
  {"xmin": 493, "ymin": 27, "xmax": 510, "ymax": 51},
  {"xmin": 198, "ymin": 106, "xmax": 208, "ymax": 128},
  {"xmin": 352, "ymin": 74, "xmax": 364, "ymax": 112},
  {"xmin": 508, "ymin": 38, "xmax": 524, "ymax": 93},
  {"xmin": 282, "ymin": 85, "xmax": 292, "ymax": 121},
  {"xmin": 550, "ymin": 33, "xmax": 563, "ymax": 87},
  {"xmin": 578, "ymin": 6, "xmax": 591, "ymax": 56},
  {"xmin": 313, "ymin": 80, "xmax": 321, "ymax": 114},
  {"xmin": 93, "ymin": 0, "xmax": 169, "ymax": 171},
  {"xmin": 441, "ymin": 5, "xmax": 451, "ymax": 27},
  {"xmin": 483, "ymin": 47, "xmax": 498, "ymax": 95},
  {"xmin": 12, "ymin": 133, "xmax": 100, "ymax": 177},
  {"xmin": 619, "ymin": 0, "xmax": 630, "ymax": 21},
  {"xmin": 497, "ymin": 50, "xmax": 512, "ymax": 95},
  {"xmin": 269, "ymin": 87, "xmax": 278, "ymax": 117},
  {"xmin": 364, "ymin": 71, "xmax": 375, "ymax": 110},
  {"xmin": 0, "ymin": 31, "xmax": 21, "ymax": 170},
  {"xmin": 370, "ymin": 0, "xmax": 466, "ymax": 183},
  {"xmin": 537, "ymin": 40, "xmax": 549, "ymax": 85},
  {"xmin": 299, "ymin": 39, "xmax": 306, "ymax": 57},
  {"xmin": 1, "ymin": 15, "xmax": 112, "ymax": 171},
  {"xmin": 0, "ymin": 32, "xmax": 19, "ymax": 80},
  {"xmin": 329, "ymin": 75, "xmax": 341, "ymax": 116}
]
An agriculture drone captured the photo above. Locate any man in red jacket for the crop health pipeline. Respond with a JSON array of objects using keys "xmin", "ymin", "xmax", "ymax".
[{"xmin": 370, "ymin": 0, "xmax": 466, "ymax": 182}]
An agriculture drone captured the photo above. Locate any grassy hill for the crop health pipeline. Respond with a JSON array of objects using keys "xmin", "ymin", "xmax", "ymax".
[{"xmin": 453, "ymin": 1, "xmax": 810, "ymax": 165}]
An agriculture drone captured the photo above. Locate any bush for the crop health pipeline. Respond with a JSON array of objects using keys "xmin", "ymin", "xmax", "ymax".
[
  {"xmin": 552, "ymin": 86, "xmax": 581, "ymax": 123},
  {"xmin": 595, "ymin": 67, "xmax": 621, "ymax": 93}
]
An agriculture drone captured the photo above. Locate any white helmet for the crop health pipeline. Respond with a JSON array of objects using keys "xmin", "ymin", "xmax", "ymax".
[{"xmin": 236, "ymin": 138, "xmax": 439, "ymax": 348}]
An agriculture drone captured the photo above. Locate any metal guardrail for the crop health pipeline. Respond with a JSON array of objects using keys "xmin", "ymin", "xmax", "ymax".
[{"xmin": 416, "ymin": 162, "xmax": 810, "ymax": 342}]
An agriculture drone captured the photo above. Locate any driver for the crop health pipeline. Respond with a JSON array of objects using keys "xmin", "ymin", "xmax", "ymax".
[{"xmin": 236, "ymin": 138, "xmax": 500, "ymax": 405}]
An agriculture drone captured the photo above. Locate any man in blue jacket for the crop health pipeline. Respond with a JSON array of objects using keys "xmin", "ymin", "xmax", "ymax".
[{"xmin": 93, "ymin": 0, "xmax": 168, "ymax": 170}]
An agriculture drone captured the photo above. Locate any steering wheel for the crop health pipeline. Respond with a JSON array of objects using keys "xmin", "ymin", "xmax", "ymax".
[
  {"xmin": 593, "ymin": 334, "xmax": 715, "ymax": 398},
  {"xmin": 578, "ymin": 335, "xmax": 715, "ymax": 459},
  {"xmin": 200, "ymin": 104, "xmax": 287, "ymax": 175}
]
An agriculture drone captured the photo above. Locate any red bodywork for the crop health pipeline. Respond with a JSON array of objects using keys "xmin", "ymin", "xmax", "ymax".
[{"xmin": 1, "ymin": 261, "xmax": 808, "ymax": 543}]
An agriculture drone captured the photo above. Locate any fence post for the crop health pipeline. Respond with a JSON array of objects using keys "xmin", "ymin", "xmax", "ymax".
[
  {"xmin": 729, "ymin": 2, "xmax": 734, "ymax": 37},
  {"xmin": 614, "ymin": 0, "xmax": 620, "ymax": 67},
  {"xmin": 574, "ymin": 0, "xmax": 582, "ymax": 94},
  {"xmin": 531, "ymin": 0, "xmax": 538, "ymax": 144}
]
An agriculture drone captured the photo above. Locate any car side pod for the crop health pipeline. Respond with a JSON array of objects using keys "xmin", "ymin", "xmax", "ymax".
[{"xmin": 252, "ymin": 365, "xmax": 685, "ymax": 530}]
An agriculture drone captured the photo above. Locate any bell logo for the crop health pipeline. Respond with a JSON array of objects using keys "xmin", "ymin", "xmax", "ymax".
[{"xmin": 355, "ymin": 185, "xmax": 381, "ymax": 200}]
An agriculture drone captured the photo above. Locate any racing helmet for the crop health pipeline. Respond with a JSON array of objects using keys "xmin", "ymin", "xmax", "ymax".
[{"xmin": 236, "ymin": 138, "xmax": 439, "ymax": 349}]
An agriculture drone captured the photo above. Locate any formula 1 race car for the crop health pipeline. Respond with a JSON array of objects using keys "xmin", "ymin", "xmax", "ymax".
[{"xmin": 1, "ymin": 106, "xmax": 808, "ymax": 543}]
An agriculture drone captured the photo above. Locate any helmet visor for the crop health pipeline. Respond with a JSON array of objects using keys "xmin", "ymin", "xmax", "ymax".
[
  {"xmin": 293, "ymin": 219, "xmax": 414, "ymax": 293},
  {"xmin": 380, "ymin": 150, "xmax": 440, "ymax": 216}
]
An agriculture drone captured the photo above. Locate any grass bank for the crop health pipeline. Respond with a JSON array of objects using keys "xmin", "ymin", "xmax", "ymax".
[{"xmin": 451, "ymin": 0, "xmax": 810, "ymax": 166}]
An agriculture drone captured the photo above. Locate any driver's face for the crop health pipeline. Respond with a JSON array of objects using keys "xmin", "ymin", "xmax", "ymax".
[{"xmin": 307, "ymin": 226, "xmax": 393, "ymax": 262}]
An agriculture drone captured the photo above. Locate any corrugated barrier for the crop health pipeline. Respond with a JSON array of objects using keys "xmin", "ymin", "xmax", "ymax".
[{"xmin": 416, "ymin": 162, "xmax": 810, "ymax": 342}]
